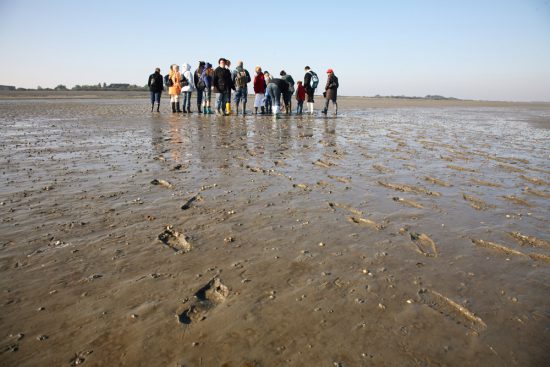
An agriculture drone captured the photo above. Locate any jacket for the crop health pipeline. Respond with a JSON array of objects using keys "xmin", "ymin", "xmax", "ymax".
[
  {"xmin": 304, "ymin": 70, "xmax": 317, "ymax": 91},
  {"xmin": 253, "ymin": 73, "xmax": 266, "ymax": 94},
  {"xmin": 194, "ymin": 66, "xmax": 205, "ymax": 90},
  {"xmin": 281, "ymin": 74, "xmax": 295, "ymax": 93},
  {"xmin": 213, "ymin": 66, "xmax": 234, "ymax": 93},
  {"xmin": 181, "ymin": 63, "xmax": 195, "ymax": 92},
  {"xmin": 325, "ymin": 74, "xmax": 339, "ymax": 101},
  {"xmin": 169, "ymin": 71, "xmax": 182, "ymax": 95},
  {"xmin": 232, "ymin": 67, "xmax": 251, "ymax": 89},
  {"xmin": 148, "ymin": 72, "xmax": 164, "ymax": 93},
  {"xmin": 296, "ymin": 84, "xmax": 306, "ymax": 101},
  {"xmin": 270, "ymin": 78, "xmax": 290, "ymax": 95},
  {"xmin": 202, "ymin": 68, "xmax": 213, "ymax": 89}
]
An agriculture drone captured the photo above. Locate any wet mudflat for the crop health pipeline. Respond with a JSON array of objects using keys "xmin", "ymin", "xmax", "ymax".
[{"xmin": 1, "ymin": 98, "xmax": 549, "ymax": 366}]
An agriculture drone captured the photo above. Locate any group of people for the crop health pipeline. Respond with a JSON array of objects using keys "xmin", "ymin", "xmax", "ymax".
[{"xmin": 147, "ymin": 59, "xmax": 339, "ymax": 116}]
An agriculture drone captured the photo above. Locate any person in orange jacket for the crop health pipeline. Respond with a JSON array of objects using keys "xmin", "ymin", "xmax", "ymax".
[{"xmin": 168, "ymin": 64, "xmax": 182, "ymax": 113}]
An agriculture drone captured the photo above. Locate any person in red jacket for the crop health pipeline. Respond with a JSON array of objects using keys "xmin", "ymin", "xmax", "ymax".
[
  {"xmin": 253, "ymin": 66, "xmax": 266, "ymax": 114},
  {"xmin": 295, "ymin": 81, "xmax": 306, "ymax": 114}
]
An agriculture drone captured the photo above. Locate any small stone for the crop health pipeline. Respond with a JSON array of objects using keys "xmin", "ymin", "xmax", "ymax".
[
  {"xmin": 37, "ymin": 335, "xmax": 48, "ymax": 341},
  {"xmin": 406, "ymin": 299, "xmax": 414, "ymax": 304},
  {"xmin": 130, "ymin": 314, "xmax": 138, "ymax": 319},
  {"xmin": 224, "ymin": 236, "xmax": 234, "ymax": 243},
  {"xmin": 378, "ymin": 303, "xmax": 386, "ymax": 310},
  {"xmin": 318, "ymin": 242, "xmax": 325, "ymax": 247}
]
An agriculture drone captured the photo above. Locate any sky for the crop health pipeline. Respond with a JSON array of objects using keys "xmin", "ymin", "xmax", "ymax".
[{"xmin": 0, "ymin": 0, "xmax": 549, "ymax": 101}]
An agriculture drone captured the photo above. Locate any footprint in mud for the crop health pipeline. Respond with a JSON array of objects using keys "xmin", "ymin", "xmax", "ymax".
[
  {"xmin": 410, "ymin": 232, "xmax": 438, "ymax": 257},
  {"xmin": 347, "ymin": 216, "xmax": 384, "ymax": 230},
  {"xmin": 417, "ymin": 289, "xmax": 486, "ymax": 333},
  {"xmin": 462, "ymin": 193, "xmax": 494, "ymax": 210},
  {"xmin": 313, "ymin": 159, "xmax": 335, "ymax": 168},
  {"xmin": 158, "ymin": 226, "xmax": 192, "ymax": 253},
  {"xmin": 328, "ymin": 202, "xmax": 363, "ymax": 215},
  {"xmin": 178, "ymin": 277, "xmax": 229, "ymax": 325}
]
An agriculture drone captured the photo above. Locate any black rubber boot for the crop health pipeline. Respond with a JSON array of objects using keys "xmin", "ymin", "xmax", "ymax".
[
  {"xmin": 243, "ymin": 102, "xmax": 247, "ymax": 115},
  {"xmin": 197, "ymin": 104, "xmax": 202, "ymax": 114},
  {"xmin": 151, "ymin": 103, "xmax": 154, "ymax": 112},
  {"xmin": 260, "ymin": 107, "xmax": 265, "ymax": 115},
  {"xmin": 157, "ymin": 103, "xmax": 160, "ymax": 112},
  {"xmin": 176, "ymin": 102, "xmax": 182, "ymax": 113},
  {"xmin": 171, "ymin": 102, "xmax": 176, "ymax": 113},
  {"xmin": 255, "ymin": 107, "xmax": 258, "ymax": 115}
]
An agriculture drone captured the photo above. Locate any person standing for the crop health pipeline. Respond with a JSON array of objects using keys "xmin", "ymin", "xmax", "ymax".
[
  {"xmin": 322, "ymin": 69, "xmax": 339, "ymax": 115},
  {"xmin": 266, "ymin": 78, "xmax": 289, "ymax": 116},
  {"xmin": 213, "ymin": 58, "xmax": 234, "ymax": 115},
  {"xmin": 303, "ymin": 66, "xmax": 319, "ymax": 114},
  {"xmin": 147, "ymin": 67, "xmax": 164, "ymax": 112},
  {"xmin": 232, "ymin": 60, "xmax": 251, "ymax": 115},
  {"xmin": 279, "ymin": 70, "xmax": 295, "ymax": 114},
  {"xmin": 263, "ymin": 71, "xmax": 272, "ymax": 114},
  {"xmin": 225, "ymin": 59, "xmax": 233, "ymax": 114},
  {"xmin": 253, "ymin": 66, "xmax": 266, "ymax": 114},
  {"xmin": 296, "ymin": 80, "xmax": 306, "ymax": 114},
  {"xmin": 181, "ymin": 63, "xmax": 195, "ymax": 113},
  {"xmin": 202, "ymin": 62, "xmax": 214, "ymax": 114},
  {"xmin": 194, "ymin": 61, "xmax": 206, "ymax": 114},
  {"xmin": 169, "ymin": 64, "xmax": 183, "ymax": 113}
]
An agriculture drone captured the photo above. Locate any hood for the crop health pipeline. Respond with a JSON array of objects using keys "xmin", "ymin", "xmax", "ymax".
[
  {"xmin": 182, "ymin": 63, "xmax": 191, "ymax": 71},
  {"xmin": 206, "ymin": 62, "xmax": 212, "ymax": 68}
]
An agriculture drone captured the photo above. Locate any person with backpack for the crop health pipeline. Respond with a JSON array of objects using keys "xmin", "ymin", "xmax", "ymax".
[
  {"xmin": 194, "ymin": 61, "xmax": 206, "ymax": 114},
  {"xmin": 296, "ymin": 81, "xmax": 306, "ymax": 114},
  {"xmin": 181, "ymin": 63, "xmax": 195, "ymax": 113},
  {"xmin": 147, "ymin": 67, "xmax": 164, "ymax": 112},
  {"xmin": 168, "ymin": 64, "xmax": 183, "ymax": 113},
  {"xmin": 253, "ymin": 66, "xmax": 266, "ymax": 115},
  {"xmin": 322, "ymin": 68, "xmax": 339, "ymax": 115},
  {"xmin": 231, "ymin": 60, "xmax": 251, "ymax": 115},
  {"xmin": 279, "ymin": 70, "xmax": 295, "ymax": 114},
  {"xmin": 263, "ymin": 71, "xmax": 272, "ymax": 114},
  {"xmin": 213, "ymin": 58, "xmax": 234, "ymax": 116},
  {"xmin": 266, "ymin": 77, "xmax": 290, "ymax": 117},
  {"xmin": 202, "ymin": 62, "xmax": 214, "ymax": 114},
  {"xmin": 303, "ymin": 66, "xmax": 319, "ymax": 114}
]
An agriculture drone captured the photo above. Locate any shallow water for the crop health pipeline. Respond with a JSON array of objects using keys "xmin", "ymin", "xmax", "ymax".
[{"xmin": 1, "ymin": 99, "xmax": 549, "ymax": 366}]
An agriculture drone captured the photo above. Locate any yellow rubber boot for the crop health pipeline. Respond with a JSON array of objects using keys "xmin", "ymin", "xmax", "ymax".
[{"xmin": 225, "ymin": 102, "xmax": 232, "ymax": 115}]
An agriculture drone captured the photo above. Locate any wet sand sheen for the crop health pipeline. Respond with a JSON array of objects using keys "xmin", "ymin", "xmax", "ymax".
[{"xmin": 0, "ymin": 97, "xmax": 549, "ymax": 366}]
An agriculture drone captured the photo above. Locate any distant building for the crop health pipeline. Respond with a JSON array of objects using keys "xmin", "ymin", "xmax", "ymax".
[{"xmin": 0, "ymin": 85, "xmax": 16, "ymax": 91}]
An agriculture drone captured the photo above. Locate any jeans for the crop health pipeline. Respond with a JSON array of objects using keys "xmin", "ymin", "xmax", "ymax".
[
  {"xmin": 216, "ymin": 91, "xmax": 230, "ymax": 112},
  {"xmin": 196, "ymin": 89, "xmax": 203, "ymax": 107},
  {"xmin": 182, "ymin": 92, "xmax": 192, "ymax": 110},
  {"xmin": 204, "ymin": 89, "xmax": 212, "ymax": 104},
  {"xmin": 296, "ymin": 100, "xmax": 304, "ymax": 114},
  {"xmin": 266, "ymin": 83, "xmax": 281, "ymax": 108},
  {"xmin": 150, "ymin": 91, "xmax": 161, "ymax": 104},
  {"xmin": 234, "ymin": 87, "xmax": 248, "ymax": 104}
]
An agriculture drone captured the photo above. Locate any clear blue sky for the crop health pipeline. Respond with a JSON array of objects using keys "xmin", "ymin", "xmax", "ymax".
[{"xmin": 1, "ymin": 0, "xmax": 549, "ymax": 101}]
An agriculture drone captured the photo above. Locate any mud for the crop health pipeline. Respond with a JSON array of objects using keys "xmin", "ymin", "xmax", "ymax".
[{"xmin": 1, "ymin": 97, "xmax": 549, "ymax": 366}]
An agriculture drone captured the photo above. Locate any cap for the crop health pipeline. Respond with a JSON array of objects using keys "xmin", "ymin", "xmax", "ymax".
[{"xmin": 326, "ymin": 69, "xmax": 333, "ymax": 74}]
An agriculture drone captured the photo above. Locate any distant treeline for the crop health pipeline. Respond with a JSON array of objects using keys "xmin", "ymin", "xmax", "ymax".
[
  {"xmin": 12, "ymin": 83, "xmax": 148, "ymax": 91},
  {"xmin": 373, "ymin": 94, "xmax": 459, "ymax": 100}
]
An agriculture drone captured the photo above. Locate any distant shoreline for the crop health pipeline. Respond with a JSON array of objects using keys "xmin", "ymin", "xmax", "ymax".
[{"xmin": 1, "ymin": 90, "xmax": 549, "ymax": 108}]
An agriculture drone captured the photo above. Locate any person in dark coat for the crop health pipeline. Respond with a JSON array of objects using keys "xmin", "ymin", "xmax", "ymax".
[
  {"xmin": 266, "ymin": 78, "xmax": 289, "ymax": 116},
  {"xmin": 213, "ymin": 58, "xmax": 235, "ymax": 115},
  {"xmin": 147, "ymin": 67, "xmax": 164, "ymax": 112},
  {"xmin": 280, "ymin": 70, "xmax": 295, "ymax": 114},
  {"xmin": 322, "ymin": 69, "xmax": 339, "ymax": 115},
  {"xmin": 303, "ymin": 66, "xmax": 318, "ymax": 114},
  {"xmin": 194, "ymin": 61, "xmax": 206, "ymax": 114}
]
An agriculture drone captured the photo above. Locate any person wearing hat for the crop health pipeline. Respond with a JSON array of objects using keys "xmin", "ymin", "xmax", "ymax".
[
  {"xmin": 147, "ymin": 67, "xmax": 164, "ymax": 112},
  {"xmin": 201, "ymin": 62, "xmax": 214, "ymax": 114},
  {"xmin": 322, "ymin": 68, "xmax": 339, "ymax": 115},
  {"xmin": 194, "ymin": 61, "xmax": 206, "ymax": 114}
]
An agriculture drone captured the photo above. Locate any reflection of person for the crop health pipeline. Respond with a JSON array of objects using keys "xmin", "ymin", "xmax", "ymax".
[
  {"xmin": 322, "ymin": 69, "xmax": 339, "ymax": 115},
  {"xmin": 147, "ymin": 67, "xmax": 164, "ymax": 112},
  {"xmin": 303, "ymin": 66, "xmax": 318, "ymax": 114},
  {"xmin": 253, "ymin": 66, "xmax": 266, "ymax": 115},
  {"xmin": 296, "ymin": 81, "xmax": 305, "ymax": 114},
  {"xmin": 181, "ymin": 63, "xmax": 195, "ymax": 113},
  {"xmin": 231, "ymin": 61, "xmax": 251, "ymax": 115},
  {"xmin": 169, "ymin": 64, "xmax": 182, "ymax": 113}
]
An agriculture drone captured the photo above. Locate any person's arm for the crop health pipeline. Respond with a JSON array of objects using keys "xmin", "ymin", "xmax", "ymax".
[
  {"xmin": 147, "ymin": 75, "xmax": 152, "ymax": 88},
  {"xmin": 213, "ymin": 70, "xmax": 219, "ymax": 90},
  {"xmin": 304, "ymin": 73, "xmax": 311, "ymax": 88},
  {"xmin": 246, "ymin": 70, "xmax": 251, "ymax": 84}
]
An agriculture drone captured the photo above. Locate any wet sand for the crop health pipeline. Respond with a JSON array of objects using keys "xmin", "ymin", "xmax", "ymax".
[{"xmin": 1, "ymin": 96, "xmax": 550, "ymax": 366}]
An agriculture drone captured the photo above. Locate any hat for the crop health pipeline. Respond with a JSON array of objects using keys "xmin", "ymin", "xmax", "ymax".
[
  {"xmin": 206, "ymin": 62, "xmax": 212, "ymax": 68},
  {"xmin": 326, "ymin": 69, "xmax": 333, "ymax": 74}
]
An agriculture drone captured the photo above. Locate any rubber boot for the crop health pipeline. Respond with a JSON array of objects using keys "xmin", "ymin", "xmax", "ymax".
[
  {"xmin": 171, "ymin": 102, "xmax": 176, "ymax": 113},
  {"xmin": 235, "ymin": 103, "xmax": 240, "ymax": 115},
  {"xmin": 177, "ymin": 102, "xmax": 182, "ymax": 113},
  {"xmin": 255, "ymin": 107, "xmax": 258, "ymax": 115},
  {"xmin": 197, "ymin": 104, "xmax": 202, "ymax": 114},
  {"xmin": 260, "ymin": 106, "xmax": 265, "ymax": 115},
  {"xmin": 157, "ymin": 103, "xmax": 160, "ymax": 112},
  {"xmin": 243, "ymin": 102, "xmax": 247, "ymax": 115},
  {"xmin": 208, "ymin": 106, "xmax": 213, "ymax": 114},
  {"xmin": 225, "ymin": 102, "xmax": 232, "ymax": 115},
  {"xmin": 151, "ymin": 103, "xmax": 154, "ymax": 112},
  {"xmin": 182, "ymin": 105, "xmax": 187, "ymax": 113}
]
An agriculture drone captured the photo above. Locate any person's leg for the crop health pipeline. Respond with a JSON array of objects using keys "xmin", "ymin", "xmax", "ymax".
[
  {"xmin": 155, "ymin": 92, "xmax": 161, "ymax": 112},
  {"xmin": 175, "ymin": 94, "xmax": 182, "ymax": 112},
  {"xmin": 187, "ymin": 92, "xmax": 192, "ymax": 113},
  {"xmin": 196, "ymin": 90, "xmax": 203, "ymax": 113},
  {"xmin": 242, "ymin": 87, "xmax": 247, "ymax": 114},
  {"xmin": 234, "ymin": 88, "xmax": 241, "ymax": 114},
  {"xmin": 150, "ymin": 91, "xmax": 155, "ymax": 111},
  {"xmin": 170, "ymin": 94, "xmax": 176, "ymax": 113},
  {"xmin": 182, "ymin": 92, "xmax": 188, "ymax": 113},
  {"xmin": 216, "ymin": 93, "xmax": 223, "ymax": 114},
  {"xmin": 322, "ymin": 98, "xmax": 329, "ymax": 114}
]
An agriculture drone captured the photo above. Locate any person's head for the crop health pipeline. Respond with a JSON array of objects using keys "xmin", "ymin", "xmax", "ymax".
[
  {"xmin": 326, "ymin": 68, "xmax": 334, "ymax": 75},
  {"xmin": 304, "ymin": 66, "xmax": 311, "ymax": 71},
  {"xmin": 155, "ymin": 67, "xmax": 160, "ymax": 73},
  {"xmin": 237, "ymin": 60, "xmax": 243, "ymax": 68},
  {"xmin": 255, "ymin": 66, "xmax": 262, "ymax": 74},
  {"xmin": 218, "ymin": 58, "xmax": 226, "ymax": 67},
  {"xmin": 297, "ymin": 81, "xmax": 302, "ymax": 85},
  {"xmin": 206, "ymin": 62, "xmax": 212, "ymax": 69},
  {"xmin": 280, "ymin": 70, "xmax": 286, "ymax": 76},
  {"xmin": 225, "ymin": 59, "xmax": 231, "ymax": 67},
  {"xmin": 199, "ymin": 61, "xmax": 205, "ymax": 67}
]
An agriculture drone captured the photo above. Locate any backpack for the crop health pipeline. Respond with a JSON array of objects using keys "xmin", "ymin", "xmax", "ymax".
[
  {"xmin": 235, "ymin": 70, "xmax": 248, "ymax": 88},
  {"xmin": 196, "ymin": 70, "xmax": 206, "ymax": 90},
  {"xmin": 164, "ymin": 74, "xmax": 173, "ymax": 87},
  {"xmin": 180, "ymin": 74, "xmax": 189, "ymax": 87},
  {"xmin": 309, "ymin": 71, "xmax": 319, "ymax": 89}
]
